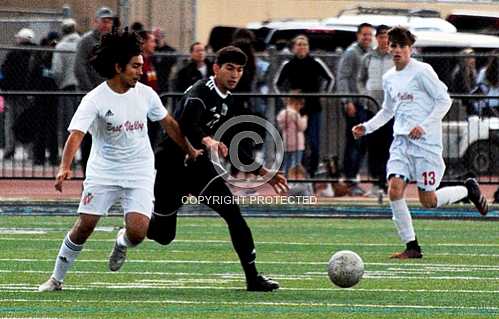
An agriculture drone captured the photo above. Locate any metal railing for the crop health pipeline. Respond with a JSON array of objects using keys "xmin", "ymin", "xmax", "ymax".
[{"xmin": 0, "ymin": 91, "xmax": 497, "ymax": 185}]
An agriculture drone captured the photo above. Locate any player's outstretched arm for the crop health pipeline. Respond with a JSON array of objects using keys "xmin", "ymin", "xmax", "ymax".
[
  {"xmin": 55, "ymin": 130, "xmax": 84, "ymax": 192},
  {"xmin": 161, "ymin": 114, "xmax": 203, "ymax": 160}
]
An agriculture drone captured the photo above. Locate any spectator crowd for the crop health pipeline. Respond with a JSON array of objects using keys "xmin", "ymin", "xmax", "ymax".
[{"xmin": 0, "ymin": 6, "xmax": 497, "ymax": 200}]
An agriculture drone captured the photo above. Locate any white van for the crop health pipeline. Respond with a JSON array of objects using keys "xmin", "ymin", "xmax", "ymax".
[{"xmin": 322, "ymin": 6, "xmax": 457, "ymax": 33}]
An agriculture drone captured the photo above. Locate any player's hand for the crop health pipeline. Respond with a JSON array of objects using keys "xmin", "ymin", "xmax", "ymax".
[
  {"xmin": 203, "ymin": 137, "xmax": 228, "ymax": 158},
  {"xmin": 54, "ymin": 167, "xmax": 72, "ymax": 192},
  {"xmin": 352, "ymin": 124, "xmax": 366, "ymax": 140},
  {"xmin": 409, "ymin": 126, "xmax": 425, "ymax": 140},
  {"xmin": 345, "ymin": 102, "xmax": 357, "ymax": 117},
  {"xmin": 268, "ymin": 171, "xmax": 289, "ymax": 195},
  {"xmin": 187, "ymin": 147, "xmax": 204, "ymax": 161}
]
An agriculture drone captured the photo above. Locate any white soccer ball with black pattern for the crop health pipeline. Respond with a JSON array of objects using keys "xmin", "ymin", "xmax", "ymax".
[{"xmin": 327, "ymin": 250, "xmax": 364, "ymax": 288}]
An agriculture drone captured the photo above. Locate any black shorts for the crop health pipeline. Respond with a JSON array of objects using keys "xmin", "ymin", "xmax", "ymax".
[{"xmin": 154, "ymin": 147, "xmax": 227, "ymax": 215}]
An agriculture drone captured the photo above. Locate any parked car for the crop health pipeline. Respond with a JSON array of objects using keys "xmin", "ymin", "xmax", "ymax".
[
  {"xmin": 446, "ymin": 10, "xmax": 499, "ymax": 36},
  {"xmin": 208, "ymin": 23, "xmax": 357, "ymax": 53},
  {"xmin": 443, "ymin": 116, "xmax": 499, "ymax": 175}
]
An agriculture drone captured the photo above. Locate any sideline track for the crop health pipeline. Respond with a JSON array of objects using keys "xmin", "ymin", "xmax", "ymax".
[{"xmin": 0, "ymin": 200, "xmax": 498, "ymax": 219}]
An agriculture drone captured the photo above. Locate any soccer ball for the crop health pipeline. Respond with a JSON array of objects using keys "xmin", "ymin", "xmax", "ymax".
[{"xmin": 327, "ymin": 250, "xmax": 364, "ymax": 288}]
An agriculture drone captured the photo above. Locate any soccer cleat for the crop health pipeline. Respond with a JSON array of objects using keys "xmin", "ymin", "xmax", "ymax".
[
  {"xmin": 390, "ymin": 249, "xmax": 423, "ymax": 259},
  {"xmin": 465, "ymin": 178, "xmax": 489, "ymax": 216},
  {"xmin": 38, "ymin": 277, "xmax": 62, "ymax": 292},
  {"xmin": 246, "ymin": 274, "xmax": 280, "ymax": 292},
  {"xmin": 108, "ymin": 229, "xmax": 127, "ymax": 272}
]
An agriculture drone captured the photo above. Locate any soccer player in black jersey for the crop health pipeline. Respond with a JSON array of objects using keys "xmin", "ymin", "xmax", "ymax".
[{"xmin": 147, "ymin": 46, "xmax": 288, "ymax": 292}]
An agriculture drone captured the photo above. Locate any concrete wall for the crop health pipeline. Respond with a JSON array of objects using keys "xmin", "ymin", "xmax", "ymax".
[{"xmin": 0, "ymin": 0, "xmax": 195, "ymax": 50}]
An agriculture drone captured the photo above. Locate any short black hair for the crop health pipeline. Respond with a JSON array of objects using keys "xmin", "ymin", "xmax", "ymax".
[
  {"xmin": 357, "ymin": 23, "xmax": 374, "ymax": 33},
  {"xmin": 138, "ymin": 30, "xmax": 152, "ymax": 41},
  {"xmin": 91, "ymin": 28, "xmax": 143, "ymax": 79},
  {"xmin": 388, "ymin": 26, "xmax": 416, "ymax": 46},
  {"xmin": 214, "ymin": 45, "xmax": 247, "ymax": 67},
  {"xmin": 376, "ymin": 24, "xmax": 390, "ymax": 36},
  {"xmin": 131, "ymin": 21, "xmax": 144, "ymax": 32},
  {"xmin": 232, "ymin": 28, "xmax": 256, "ymax": 42},
  {"xmin": 190, "ymin": 41, "xmax": 203, "ymax": 52}
]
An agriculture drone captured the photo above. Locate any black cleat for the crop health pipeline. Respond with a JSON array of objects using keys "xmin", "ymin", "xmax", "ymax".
[
  {"xmin": 390, "ymin": 248, "xmax": 423, "ymax": 259},
  {"xmin": 465, "ymin": 178, "xmax": 489, "ymax": 216},
  {"xmin": 247, "ymin": 274, "xmax": 280, "ymax": 292}
]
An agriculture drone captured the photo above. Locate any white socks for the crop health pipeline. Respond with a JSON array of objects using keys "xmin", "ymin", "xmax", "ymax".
[
  {"xmin": 390, "ymin": 198, "xmax": 416, "ymax": 244},
  {"xmin": 436, "ymin": 186, "xmax": 468, "ymax": 207},
  {"xmin": 52, "ymin": 233, "xmax": 83, "ymax": 283},
  {"xmin": 116, "ymin": 228, "xmax": 135, "ymax": 248}
]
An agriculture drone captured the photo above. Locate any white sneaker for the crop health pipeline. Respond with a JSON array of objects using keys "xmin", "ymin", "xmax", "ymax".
[
  {"xmin": 108, "ymin": 228, "xmax": 127, "ymax": 272},
  {"xmin": 38, "ymin": 277, "xmax": 62, "ymax": 292}
]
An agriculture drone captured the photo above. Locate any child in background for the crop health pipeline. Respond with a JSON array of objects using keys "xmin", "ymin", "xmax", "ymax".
[{"xmin": 277, "ymin": 92, "xmax": 307, "ymax": 176}]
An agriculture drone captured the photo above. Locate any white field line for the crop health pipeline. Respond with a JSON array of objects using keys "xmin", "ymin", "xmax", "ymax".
[
  {"xmin": 1, "ymin": 236, "xmax": 498, "ymax": 248},
  {"xmin": 0, "ymin": 281, "xmax": 499, "ymax": 295},
  {"xmin": 0, "ymin": 230, "xmax": 46, "ymax": 234},
  {"xmin": 1, "ymin": 258, "xmax": 498, "ymax": 271},
  {"xmin": 0, "ymin": 227, "xmax": 113, "ymax": 233},
  {"xmin": 1, "ymin": 268, "xmax": 498, "ymax": 281},
  {"xmin": 3, "ymin": 247, "xmax": 499, "ymax": 258},
  {"xmin": 1, "ymin": 258, "xmax": 499, "ymax": 276},
  {"xmin": 0, "ymin": 298, "xmax": 497, "ymax": 312},
  {"xmin": 3, "ymin": 282, "xmax": 498, "ymax": 294}
]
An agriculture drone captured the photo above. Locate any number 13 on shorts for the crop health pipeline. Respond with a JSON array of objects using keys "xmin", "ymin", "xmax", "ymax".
[{"xmin": 422, "ymin": 171, "xmax": 436, "ymax": 186}]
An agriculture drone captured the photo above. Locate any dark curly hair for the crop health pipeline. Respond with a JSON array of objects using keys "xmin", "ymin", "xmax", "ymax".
[{"xmin": 91, "ymin": 28, "xmax": 143, "ymax": 79}]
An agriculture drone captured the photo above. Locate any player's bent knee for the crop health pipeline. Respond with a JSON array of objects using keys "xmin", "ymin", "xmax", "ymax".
[
  {"xmin": 149, "ymin": 230, "xmax": 175, "ymax": 245},
  {"xmin": 146, "ymin": 219, "xmax": 176, "ymax": 245},
  {"xmin": 127, "ymin": 232, "xmax": 146, "ymax": 246},
  {"xmin": 126, "ymin": 226, "xmax": 148, "ymax": 245}
]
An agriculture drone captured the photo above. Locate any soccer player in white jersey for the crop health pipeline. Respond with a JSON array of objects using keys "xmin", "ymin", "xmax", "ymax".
[
  {"xmin": 352, "ymin": 27, "xmax": 488, "ymax": 259},
  {"xmin": 38, "ymin": 29, "xmax": 201, "ymax": 291}
]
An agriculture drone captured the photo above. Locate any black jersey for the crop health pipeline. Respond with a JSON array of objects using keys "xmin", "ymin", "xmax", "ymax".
[
  {"xmin": 158, "ymin": 76, "xmax": 259, "ymax": 172},
  {"xmin": 174, "ymin": 76, "xmax": 236, "ymax": 149}
]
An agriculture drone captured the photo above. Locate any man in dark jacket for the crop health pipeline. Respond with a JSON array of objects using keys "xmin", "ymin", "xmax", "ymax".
[
  {"xmin": 337, "ymin": 23, "xmax": 374, "ymax": 195},
  {"xmin": 1, "ymin": 28, "xmax": 36, "ymax": 159},
  {"xmin": 273, "ymin": 35, "xmax": 334, "ymax": 177},
  {"xmin": 73, "ymin": 6, "xmax": 113, "ymax": 174},
  {"xmin": 175, "ymin": 42, "xmax": 213, "ymax": 93},
  {"xmin": 30, "ymin": 32, "xmax": 60, "ymax": 165}
]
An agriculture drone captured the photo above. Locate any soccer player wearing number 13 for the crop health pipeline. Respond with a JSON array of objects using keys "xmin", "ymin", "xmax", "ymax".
[{"xmin": 353, "ymin": 27, "xmax": 488, "ymax": 259}]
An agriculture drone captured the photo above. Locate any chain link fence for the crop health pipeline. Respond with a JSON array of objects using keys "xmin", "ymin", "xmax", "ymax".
[{"xmin": 0, "ymin": 47, "xmax": 497, "ymax": 185}]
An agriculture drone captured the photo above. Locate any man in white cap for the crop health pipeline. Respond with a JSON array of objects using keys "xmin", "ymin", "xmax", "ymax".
[
  {"xmin": 74, "ymin": 6, "xmax": 114, "ymax": 174},
  {"xmin": 0, "ymin": 28, "xmax": 36, "ymax": 159}
]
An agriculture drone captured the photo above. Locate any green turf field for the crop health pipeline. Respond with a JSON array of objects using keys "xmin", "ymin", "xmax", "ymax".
[{"xmin": 0, "ymin": 216, "xmax": 497, "ymax": 318}]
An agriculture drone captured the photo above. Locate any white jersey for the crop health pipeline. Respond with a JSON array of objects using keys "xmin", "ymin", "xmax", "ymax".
[
  {"xmin": 363, "ymin": 59, "xmax": 452, "ymax": 154},
  {"xmin": 68, "ymin": 81, "xmax": 168, "ymax": 188}
]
